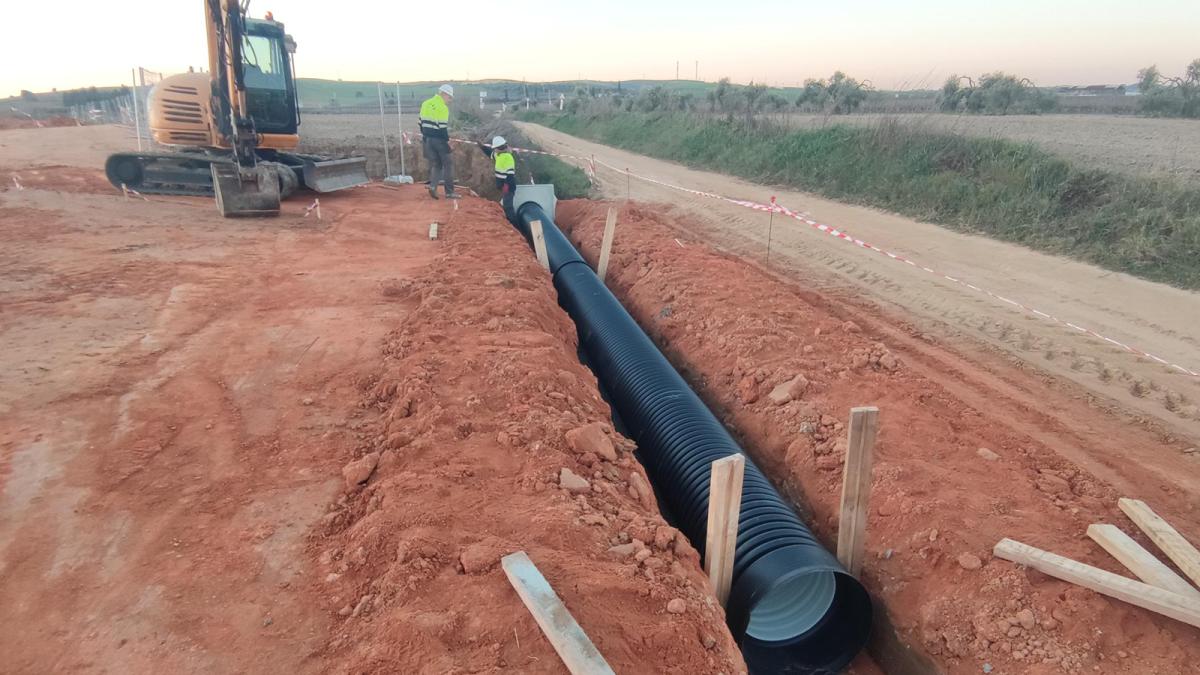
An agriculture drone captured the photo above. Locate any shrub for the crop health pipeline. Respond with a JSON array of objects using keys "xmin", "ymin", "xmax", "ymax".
[
  {"xmin": 939, "ymin": 73, "xmax": 1057, "ymax": 114},
  {"xmin": 1137, "ymin": 59, "xmax": 1200, "ymax": 118}
]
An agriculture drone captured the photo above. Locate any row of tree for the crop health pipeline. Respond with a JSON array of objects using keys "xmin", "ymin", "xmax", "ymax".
[
  {"xmin": 938, "ymin": 73, "xmax": 1058, "ymax": 114},
  {"xmin": 564, "ymin": 58, "xmax": 1199, "ymax": 120},
  {"xmin": 568, "ymin": 73, "xmax": 873, "ymax": 119}
]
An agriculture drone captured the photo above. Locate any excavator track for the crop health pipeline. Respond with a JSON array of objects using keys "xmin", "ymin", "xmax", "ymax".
[{"xmin": 104, "ymin": 152, "xmax": 305, "ymax": 198}]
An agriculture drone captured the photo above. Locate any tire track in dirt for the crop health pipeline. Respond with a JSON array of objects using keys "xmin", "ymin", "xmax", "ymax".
[{"xmin": 516, "ymin": 123, "xmax": 1200, "ymax": 442}]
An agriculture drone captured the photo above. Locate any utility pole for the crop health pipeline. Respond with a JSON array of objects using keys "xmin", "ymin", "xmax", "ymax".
[
  {"xmin": 676, "ymin": 61, "xmax": 679, "ymax": 80},
  {"xmin": 695, "ymin": 61, "xmax": 699, "ymax": 81}
]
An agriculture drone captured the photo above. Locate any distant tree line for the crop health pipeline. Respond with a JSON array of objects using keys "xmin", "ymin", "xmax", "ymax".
[
  {"xmin": 1137, "ymin": 59, "xmax": 1200, "ymax": 118},
  {"xmin": 939, "ymin": 73, "xmax": 1057, "ymax": 115},
  {"xmin": 565, "ymin": 72, "xmax": 872, "ymax": 121}
]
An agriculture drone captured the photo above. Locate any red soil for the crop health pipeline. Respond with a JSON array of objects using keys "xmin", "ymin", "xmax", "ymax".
[
  {"xmin": 557, "ymin": 200, "xmax": 1200, "ymax": 675},
  {"xmin": 0, "ymin": 136, "xmax": 741, "ymax": 675}
]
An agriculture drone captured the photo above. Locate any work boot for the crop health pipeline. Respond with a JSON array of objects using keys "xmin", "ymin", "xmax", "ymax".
[{"xmin": 426, "ymin": 185, "xmax": 439, "ymax": 200}]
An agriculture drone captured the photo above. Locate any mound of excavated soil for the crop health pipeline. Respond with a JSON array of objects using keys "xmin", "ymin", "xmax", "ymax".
[{"xmin": 304, "ymin": 197, "xmax": 744, "ymax": 673}]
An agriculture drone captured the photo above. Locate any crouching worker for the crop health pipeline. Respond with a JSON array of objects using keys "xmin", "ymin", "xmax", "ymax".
[{"xmin": 480, "ymin": 135, "xmax": 517, "ymax": 221}]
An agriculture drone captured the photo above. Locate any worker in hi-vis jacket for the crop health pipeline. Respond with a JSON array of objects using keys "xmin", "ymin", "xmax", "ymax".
[
  {"xmin": 480, "ymin": 135, "xmax": 517, "ymax": 221},
  {"xmin": 419, "ymin": 84, "xmax": 461, "ymax": 199}
]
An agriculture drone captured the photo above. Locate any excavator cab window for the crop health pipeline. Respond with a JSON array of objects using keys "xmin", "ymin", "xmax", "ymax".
[
  {"xmin": 239, "ymin": 23, "xmax": 298, "ymax": 135},
  {"xmin": 242, "ymin": 35, "xmax": 286, "ymax": 91}
]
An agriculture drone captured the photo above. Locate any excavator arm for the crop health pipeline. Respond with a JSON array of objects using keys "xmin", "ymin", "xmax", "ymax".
[{"xmin": 206, "ymin": 0, "xmax": 282, "ymax": 215}]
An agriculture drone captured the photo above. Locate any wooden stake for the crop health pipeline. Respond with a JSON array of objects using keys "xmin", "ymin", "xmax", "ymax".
[
  {"xmin": 597, "ymin": 207, "xmax": 617, "ymax": 283},
  {"xmin": 529, "ymin": 219, "xmax": 550, "ymax": 271},
  {"xmin": 1119, "ymin": 498, "xmax": 1200, "ymax": 590},
  {"xmin": 705, "ymin": 454, "xmax": 745, "ymax": 607},
  {"xmin": 428, "ymin": 222, "xmax": 438, "ymax": 240},
  {"xmin": 501, "ymin": 551, "xmax": 615, "ymax": 675},
  {"xmin": 994, "ymin": 538, "xmax": 1200, "ymax": 629},
  {"xmin": 837, "ymin": 406, "xmax": 879, "ymax": 576},
  {"xmin": 1087, "ymin": 524, "xmax": 1200, "ymax": 600}
]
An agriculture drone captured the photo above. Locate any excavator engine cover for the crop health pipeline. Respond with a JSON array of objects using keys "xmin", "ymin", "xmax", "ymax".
[
  {"xmin": 302, "ymin": 156, "xmax": 370, "ymax": 193},
  {"xmin": 211, "ymin": 162, "xmax": 282, "ymax": 217}
]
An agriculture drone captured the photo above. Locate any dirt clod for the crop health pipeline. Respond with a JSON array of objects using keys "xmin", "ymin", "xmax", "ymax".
[
  {"xmin": 667, "ymin": 598, "xmax": 687, "ymax": 614},
  {"xmin": 957, "ymin": 553, "xmax": 984, "ymax": 570},
  {"xmin": 342, "ymin": 452, "xmax": 381, "ymax": 489},
  {"xmin": 559, "ymin": 467, "xmax": 591, "ymax": 494},
  {"xmin": 566, "ymin": 422, "xmax": 618, "ymax": 462}
]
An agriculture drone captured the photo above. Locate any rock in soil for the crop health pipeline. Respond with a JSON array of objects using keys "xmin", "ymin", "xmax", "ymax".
[
  {"xmin": 559, "ymin": 467, "xmax": 591, "ymax": 494},
  {"xmin": 957, "ymin": 553, "xmax": 983, "ymax": 570},
  {"xmin": 565, "ymin": 422, "xmax": 618, "ymax": 462},
  {"xmin": 667, "ymin": 598, "xmax": 687, "ymax": 614},
  {"xmin": 342, "ymin": 452, "xmax": 381, "ymax": 489}
]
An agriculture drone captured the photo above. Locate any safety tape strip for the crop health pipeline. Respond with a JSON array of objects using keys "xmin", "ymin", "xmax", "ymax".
[{"xmin": 403, "ymin": 132, "xmax": 1199, "ymax": 378}]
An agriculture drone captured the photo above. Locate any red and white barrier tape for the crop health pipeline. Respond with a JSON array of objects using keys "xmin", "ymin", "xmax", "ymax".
[{"xmin": 377, "ymin": 131, "xmax": 1200, "ymax": 377}]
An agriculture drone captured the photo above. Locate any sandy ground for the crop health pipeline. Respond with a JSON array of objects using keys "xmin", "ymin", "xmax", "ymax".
[
  {"xmin": 774, "ymin": 113, "xmax": 1200, "ymax": 183},
  {"xmin": 558, "ymin": 200, "xmax": 1200, "ymax": 675},
  {"xmin": 0, "ymin": 125, "xmax": 743, "ymax": 674},
  {"xmin": 516, "ymin": 122, "xmax": 1200, "ymax": 448}
]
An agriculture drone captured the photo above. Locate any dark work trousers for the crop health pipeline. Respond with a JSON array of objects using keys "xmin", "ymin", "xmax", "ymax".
[
  {"xmin": 423, "ymin": 137, "xmax": 454, "ymax": 194},
  {"xmin": 501, "ymin": 186, "xmax": 515, "ymax": 222}
]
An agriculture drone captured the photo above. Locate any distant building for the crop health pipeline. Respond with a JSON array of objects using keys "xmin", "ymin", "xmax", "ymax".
[{"xmin": 1056, "ymin": 85, "xmax": 1127, "ymax": 97}]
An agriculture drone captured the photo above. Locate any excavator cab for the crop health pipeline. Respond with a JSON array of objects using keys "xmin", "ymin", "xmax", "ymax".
[{"xmin": 217, "ymin": 15, "xmax": 368, "ymax": 214}]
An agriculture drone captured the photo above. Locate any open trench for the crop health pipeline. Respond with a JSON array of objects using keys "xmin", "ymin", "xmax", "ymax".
[{"xmin": 540, "ymin": 198, "xmax": 1200, "ymax": 675}]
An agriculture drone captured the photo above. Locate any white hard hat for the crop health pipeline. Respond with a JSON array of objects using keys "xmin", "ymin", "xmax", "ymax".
[
  {"xmin": 491, "ymin": 135, "xmax": 507, "ymax": 147},
  {"xmin": 438, "ymin": 84, "xmax": 455, "ymax": 97}
]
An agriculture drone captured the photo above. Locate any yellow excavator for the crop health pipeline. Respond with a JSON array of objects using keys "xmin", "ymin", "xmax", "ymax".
[{"xmin": 105, "ymin": 1, "xmax": 369, "ymax": 216}]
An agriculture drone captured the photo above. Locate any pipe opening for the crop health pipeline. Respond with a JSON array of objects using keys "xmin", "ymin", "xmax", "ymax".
[{"xmin": 746, "ymin": 570, "xmax": 837, "ymax": 642}]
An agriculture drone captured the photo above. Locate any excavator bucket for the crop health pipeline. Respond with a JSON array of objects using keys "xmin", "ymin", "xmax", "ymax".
[
  {"xmin": 302, "ymin": 156, "xmax": 370, "ymax": 193},
  {"xmin": 211, "ymin": 162, "xmax": 281, "ymax": 217}
]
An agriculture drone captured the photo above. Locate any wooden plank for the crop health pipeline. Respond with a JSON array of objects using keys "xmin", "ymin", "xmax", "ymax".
[
  {"xmin": 704, "ymin": 454, "xmax": 745, "ymax": 607},
  {"xmin": 501, "ymin": 551, "xmax": 616, "ymax": 675},
  {"xmin": 1088, "ymin": 524, "xmax": 1200, "ymax": 600},
  {"xmin": 597, "ymin": 207, "xmax": 617, "ymax": 283},
  {"xmin": 529, "ymin": 219, "xmax": 550, "ymax": 271},
  {"xmin": 837, "ymin": 406, "xmax": 879, "ymax": 576},
  {"xmin": 994, "ymin": 538, "xmax": 1200, "ymax": 629},
  {"xmin": 1119, "ymin": 498, "xmax": 1200, "ymax": 590}
]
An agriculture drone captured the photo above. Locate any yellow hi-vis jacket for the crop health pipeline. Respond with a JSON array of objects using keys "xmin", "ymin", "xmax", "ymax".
[
  {"xmin": 418, "ymin": 95, "xmax": 449, "ymax": 140},
  {"xmin": 494, "ymin": 151, "xmax": 516, "ymax": 189}
]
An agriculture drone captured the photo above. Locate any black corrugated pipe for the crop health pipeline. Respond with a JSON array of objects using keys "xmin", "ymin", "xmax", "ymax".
[{"xmin": 515, "ymin": 202, "xmax": 872, "ymax": 674}]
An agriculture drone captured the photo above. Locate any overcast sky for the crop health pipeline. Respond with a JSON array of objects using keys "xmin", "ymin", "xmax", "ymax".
[{"xmin": 2, "ymin": 0, "xmax": 1197, "ymax": 95}]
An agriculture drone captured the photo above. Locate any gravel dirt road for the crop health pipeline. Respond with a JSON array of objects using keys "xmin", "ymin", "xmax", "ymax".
[{"xmin": 517, "ymin": 122, "xmax": 1200, "ymax": 445}]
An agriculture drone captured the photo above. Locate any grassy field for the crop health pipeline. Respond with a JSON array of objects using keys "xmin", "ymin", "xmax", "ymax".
[
  {"xmin": 522, "ymin": 110, "xmax": 1200, "ymax": 289},
  {"xmin": 772, "ymin": 113, "xmax": 1200, "ymax": 182}
]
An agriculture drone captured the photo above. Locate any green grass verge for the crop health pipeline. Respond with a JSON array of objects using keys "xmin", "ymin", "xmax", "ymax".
[
  {"xmin": 520, "ymin": 153, "xmax": 592, "ymax": 200},
  {"xmin": 520, "ymin": 110, "xmax": 1200, "ymax": 289}
]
